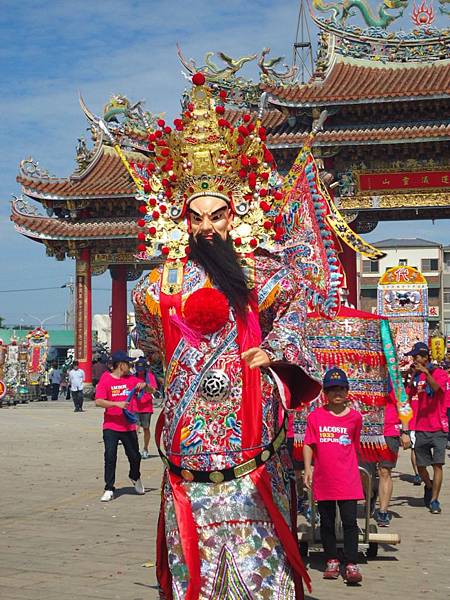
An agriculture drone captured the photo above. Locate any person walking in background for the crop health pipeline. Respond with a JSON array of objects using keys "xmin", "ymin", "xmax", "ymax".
[
  {"xmin": 444, "ymin": 361, "xmax": 450, "ymax": 450},
  {"xmin": 375, "ymin": 385, "xmax": 411, "ymax": 527},
  {"xmin": 405, "ymin": 342, "xmax": 448, "ymax": 514},
  {"xmin": 68, "ymin": 360, "xmax": 85, "ymax": 412},
  {"xmin": 49, "ymin": 361, "xmax": 62, "ymax": 401},
  {"xmin": 131, "ymin": 357, "xmax": 157, "ymax": 459},
  {"xmin": 303, "ymin": 367, "xmax": 364, "ymax": 585},
  {"xmin": 95, "ymin": 350, "xmax": 152, "ymax": 502},
  {"xmin": 92, "ymin": 358, "xmax": 108, "ymax": 399}
]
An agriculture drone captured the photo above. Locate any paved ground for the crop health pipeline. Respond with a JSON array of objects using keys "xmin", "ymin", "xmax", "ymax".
[{"xmin": 1, "ymin": 399, "xmax": 449, "ymax": 600}]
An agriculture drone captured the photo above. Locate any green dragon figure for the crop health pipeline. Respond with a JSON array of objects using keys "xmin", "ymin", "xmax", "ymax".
[
  {"xmin": 312, "ymin": 0, "xmax": 409, "ymax": 29},
  {"xmin": 439, "ymin": 0, "xmax": 450, "ymax": 15}
]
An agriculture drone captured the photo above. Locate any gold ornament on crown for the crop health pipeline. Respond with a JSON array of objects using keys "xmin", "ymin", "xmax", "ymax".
[{"xmin": 131, "ymin": 74, "xmax": 283, "ymax": 260}]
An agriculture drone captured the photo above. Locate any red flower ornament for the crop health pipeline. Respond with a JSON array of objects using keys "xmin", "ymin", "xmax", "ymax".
[{"xmin": 184, "ymin": 288, "xmax": 230, "ymax": 334}]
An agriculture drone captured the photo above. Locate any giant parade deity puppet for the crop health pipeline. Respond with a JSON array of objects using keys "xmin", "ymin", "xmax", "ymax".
[{"xmin": 82, "ymin": 70, "xmax": 386, "ymax": 599}]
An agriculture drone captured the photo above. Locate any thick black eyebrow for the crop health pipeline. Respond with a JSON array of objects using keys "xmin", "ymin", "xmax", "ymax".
[{"xmin": 189, "ymin": 204, "xmax": 228, "ymax": 218}]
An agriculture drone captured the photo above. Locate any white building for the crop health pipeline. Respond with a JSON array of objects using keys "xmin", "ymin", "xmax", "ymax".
[{"xmin": 357, "ymin": 238, "xmax": 443, "ymax": 331}]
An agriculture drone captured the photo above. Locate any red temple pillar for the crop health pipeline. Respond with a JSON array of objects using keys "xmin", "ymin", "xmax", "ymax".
[
  {"xmin": 110, "ymin": 265, "xmax": 128, "ymax": 353},
  {"xmin": 75, "ymin": 248, "xmax": 92, "ymax": 385},
  {"xmin": 340, "ymin": 243, "xmax": 358, "ymax": 308}
]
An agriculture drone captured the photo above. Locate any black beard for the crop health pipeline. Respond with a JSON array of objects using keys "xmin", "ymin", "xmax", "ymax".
[{"xmin": 188, "ymin": 233, "xmax": 250, "ymax": 318}]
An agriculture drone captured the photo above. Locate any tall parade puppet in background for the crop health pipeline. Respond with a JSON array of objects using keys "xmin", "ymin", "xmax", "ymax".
[
  {"xmin": 81, "ymin": 70, "xmax": 385, "ymax": 599},
  {"xmin": 26, "ymin": 327, "xmax": 49, "ymax": 400}
]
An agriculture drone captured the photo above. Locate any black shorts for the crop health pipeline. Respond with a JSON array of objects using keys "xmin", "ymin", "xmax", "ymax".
[
  {"xmin": 136, "ymin": 412, "xmax": 152, "ymax": 428},
  {"xmin": 414, "ymin": 431, "xmax": 447, "ymax": 467},
  {"xmin": 379, "ymin": 436, "xmax": 400, "ymax": 469}
]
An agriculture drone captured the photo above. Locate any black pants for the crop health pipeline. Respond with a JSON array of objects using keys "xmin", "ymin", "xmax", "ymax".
[
  {"xmin": 72, "ymin": 390, "xmax": 83, "ymax": 411},
  {"xmin": 103, "ymin": 429, "xmax": 141, "ymax": 491},
  {"xmin": 317, "ymin": 499, "xmax": 359, "ymax": 565},
  {"xmin": 51, "ymin": 383, "xmax": 60, "ymax": 401}
]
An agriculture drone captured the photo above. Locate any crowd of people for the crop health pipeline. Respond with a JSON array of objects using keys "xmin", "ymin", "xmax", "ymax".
[{"xmin": 298, "ymin": 339, "xmax": 449, "ymax": 584}]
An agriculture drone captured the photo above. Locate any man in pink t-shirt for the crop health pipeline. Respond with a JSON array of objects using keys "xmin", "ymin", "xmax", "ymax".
[
  {"xmin": 405, "ymin": 342, "xmax": 448, "ymax": 515},
  {"xmin": 304, "ymin": 367, "xmax": 363, "ymax": 585},
  {"xmin": 95, "ymin": 350, "xmax": 152, "ymax": 502}
]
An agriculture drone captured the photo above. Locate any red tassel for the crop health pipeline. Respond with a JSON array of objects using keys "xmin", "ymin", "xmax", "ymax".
[{"xmin": 168, "ymin": 473, "xmax": 201, "ymax": 600}]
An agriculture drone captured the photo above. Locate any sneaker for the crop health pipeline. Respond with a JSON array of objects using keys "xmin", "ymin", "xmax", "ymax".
[
  {"xmin": 141, "ymin": 449, "xmax": 150, "ymax": 459},
  {"xmin": 413, "ymin": 474, "xmax": 422, "ymax": 486},
  {"xmin": 375, "ymin": 510, "xmax": 390, "ymax": 527},
  {"xmin": 344, "ymin": 563, "xmax": 362, "ymax": 584},
  {"xmin": 424, "ymin": 484, "xmax": 433, "ymax": 508},
  {"xmin": 100, "ymin": 490, "xmax": 114, "ymax": 502},
  {"xmin": 323, "ymin": 559, "xmax": 340, "ymax": 580},
  {"xmin": 429, "ymin": 500, "xmax": 442, "ymax": 514},
  {"xmin": 131, "ymin": 478, "xmax": 145, "ymax": 495}
]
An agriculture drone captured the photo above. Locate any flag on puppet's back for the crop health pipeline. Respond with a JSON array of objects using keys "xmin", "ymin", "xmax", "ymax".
[{"xmin": 294, "ymin": 306, "xmax": 410, "ymax": 463}]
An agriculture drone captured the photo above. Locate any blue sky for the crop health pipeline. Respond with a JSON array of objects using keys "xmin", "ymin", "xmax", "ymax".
[{"xmin": 0, "ymin": 0, "xmax": 448, "ymax": 326}]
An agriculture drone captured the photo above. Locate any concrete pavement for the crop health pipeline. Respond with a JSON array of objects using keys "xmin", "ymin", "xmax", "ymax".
[{"xmin": 1, "ymin": 399, "xmax": 449, "ymax": 599}]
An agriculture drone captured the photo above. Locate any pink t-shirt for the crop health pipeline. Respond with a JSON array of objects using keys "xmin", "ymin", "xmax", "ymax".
[
  {"xmin": 446, "ymin": 379, "xmax": 450, "ymax": 409},
  {"xmin": 129, "ymin": 371, "xmax": 157, "ymax": 414},
  {"xmin": 408, "ymin": 368, "xmax": 448, "ymax": 433},
  {"xmin": 304, "ymin": 406, "xmax": 364, "ymax": 501},
  {"xmin": 95, "ymin": 372, "xmax": 141, "ymax": 432},
  {"xmin": 384, "ymin": 389, "xmax": 401, "ymax": 437}
]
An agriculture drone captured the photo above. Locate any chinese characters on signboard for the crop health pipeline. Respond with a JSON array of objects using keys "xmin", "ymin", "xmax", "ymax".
[{"xmin": 358, "ymin": 170, "xmax": 450, "ymax": 193}]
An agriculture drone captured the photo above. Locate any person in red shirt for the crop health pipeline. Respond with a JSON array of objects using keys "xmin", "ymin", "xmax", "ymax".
[
  {"xmin": 95, "ymin": 350, "xmax": 153, "ymax": 502},
  {"xmin": 304, "ymin": 367, "xmax": 363, "ymax": 585},
  {"xmin": 444, "ymin": 361, "xmax": 450, "ymax": 450},
  {"xmin": 405, "ymin": 342, "xmax": 448, "ymax": 514},
  {"xmin": 131, "ymin": 357, "xmax": 157, "ymax": 459},
  {"xmin": 376, "ymin": 386, "xmax": 411, "ymax": 527}
]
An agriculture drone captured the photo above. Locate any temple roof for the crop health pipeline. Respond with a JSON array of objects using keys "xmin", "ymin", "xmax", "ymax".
[
  {"xmin": 264, "ymin": 56, "xmax": 450, "ymax": 107},
  {"xmin": 11, "ymin": 199, "xmax": 137, "ymax": 241},
  {"xmin": 17, "ymin": 144, "xmax": 147, "ymax": 201},
  {"xmin": 267, "ymin": 123, "xmax": 450, "ymax": 148}
]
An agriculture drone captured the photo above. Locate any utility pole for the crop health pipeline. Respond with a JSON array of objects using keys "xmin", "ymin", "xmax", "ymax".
[
  {"xmin": 61, "ymin": 277, "xmax": 75, "ymax": 330},
  {"xmin": 292, "ymin": 0, "xmax": 314, "ymax": 84}
]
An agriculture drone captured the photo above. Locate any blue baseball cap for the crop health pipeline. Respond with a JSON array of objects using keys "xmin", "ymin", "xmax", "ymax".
[
  {"xmin": 111, "ymin": 350, "xmax": 135, "ymax": 363},
  {"xmin": 323, "ymin": 367, "xmax": 349, "ymax": 390},
  {"xmin": 404, "ymin": 342, "xmax": 429, "ymax": 357}
]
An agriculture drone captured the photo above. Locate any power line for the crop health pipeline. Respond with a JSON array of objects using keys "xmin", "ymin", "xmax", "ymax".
[
  {"xmin": 0, "ymin": 286, "xmax": 112, "ymax": 293},
  {"xmin": 0, "ymin": 286, "xmax": 64, "ymax": 293}
]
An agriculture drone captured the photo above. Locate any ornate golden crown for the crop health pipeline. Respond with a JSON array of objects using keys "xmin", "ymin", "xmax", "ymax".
[{"xmin": 131, "ymin": 73, "xmax": 283, "ymax": 259}]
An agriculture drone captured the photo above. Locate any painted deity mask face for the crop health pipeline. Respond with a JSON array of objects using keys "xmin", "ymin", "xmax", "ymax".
[{"xmin": 188, "ymin": 195, "xmax": 232, "ymax": 242}]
